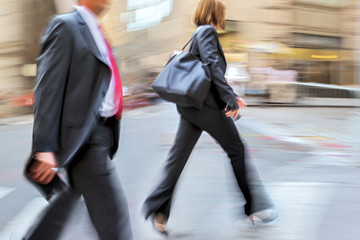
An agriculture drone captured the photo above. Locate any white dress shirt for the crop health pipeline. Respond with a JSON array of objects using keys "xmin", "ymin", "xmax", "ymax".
[{"xmin": 74, "ymin": 5, "xmax": 118, "ymax": 117}]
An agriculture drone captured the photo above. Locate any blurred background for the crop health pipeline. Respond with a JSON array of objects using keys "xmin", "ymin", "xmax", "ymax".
[
  {"xmin": 1, "ymin": 1, "xmax": 360, "ymax": 239},
  {"xmin": 1, "ymin": 0, "xmax": 360, "ymax": 117}
]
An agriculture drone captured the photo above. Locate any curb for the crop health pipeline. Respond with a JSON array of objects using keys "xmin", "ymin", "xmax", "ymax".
[{"xmin": 0, "ymin": 115, "xmax": 34, "ymax": 125}]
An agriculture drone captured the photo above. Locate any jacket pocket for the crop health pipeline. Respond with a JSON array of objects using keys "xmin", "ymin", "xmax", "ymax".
[{"xmin": 62, "ymin": 115, "xmax": 85, "ymax": 128}]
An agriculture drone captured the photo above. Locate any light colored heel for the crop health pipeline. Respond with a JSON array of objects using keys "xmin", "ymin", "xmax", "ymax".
[
  {"xmin": 249, "ymin": 209, "xmax": 278, "ymax": 225},
  {"xmin": 152, "ymin": 213, "xmax": 169, "ymax": 236}
]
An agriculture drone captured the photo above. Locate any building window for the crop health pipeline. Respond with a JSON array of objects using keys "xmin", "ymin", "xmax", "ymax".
[
  {"xmin": 296, "ymin": 0, "xmax": 348, "ymax": 7},
  {"xmin": 121, "ymin": 0, "xmax": 173, "ymax": 31},
  {"xmin": 293, "ymin": 33, "xmax": 341, "ymax": 49}
]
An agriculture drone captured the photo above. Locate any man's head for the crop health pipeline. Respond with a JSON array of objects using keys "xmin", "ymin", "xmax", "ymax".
[{"xmin": 78, "ymin": 0, "xmax": 109, "ymax": 16}]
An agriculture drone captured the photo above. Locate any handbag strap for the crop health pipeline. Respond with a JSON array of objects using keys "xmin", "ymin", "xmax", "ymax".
[{"xmin": 181, "ymin": 26, "xmax": 203, "ymax": 51}]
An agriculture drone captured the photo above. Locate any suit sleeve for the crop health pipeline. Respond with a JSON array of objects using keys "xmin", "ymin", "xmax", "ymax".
[
  {"xmin": 32, "ymin": 17, "xmax": 72, "ymax": 154},
  {"xmin": 197, "ymin": 26, "xmax": 239, "ymax": 110}
]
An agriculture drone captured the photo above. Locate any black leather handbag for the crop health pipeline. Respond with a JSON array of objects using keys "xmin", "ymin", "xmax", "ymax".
[{"xmin": 152, "ymin": 27, "xmax": 211, "ymax": 109}]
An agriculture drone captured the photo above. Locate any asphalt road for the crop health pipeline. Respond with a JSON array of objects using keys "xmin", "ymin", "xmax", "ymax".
[{"xmin": 0, "ymin": 103, "xmax": 359, "ymax": 240}]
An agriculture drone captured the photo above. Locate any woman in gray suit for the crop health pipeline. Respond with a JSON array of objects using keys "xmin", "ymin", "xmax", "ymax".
[{"xmin": 143, "ymin": 0, "xmax": 277, "ymax": 234}]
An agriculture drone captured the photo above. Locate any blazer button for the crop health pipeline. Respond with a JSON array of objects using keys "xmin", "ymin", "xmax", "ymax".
[{"xmin": 102, "ymin": 92, "xmax": 106, "ymax": 97}]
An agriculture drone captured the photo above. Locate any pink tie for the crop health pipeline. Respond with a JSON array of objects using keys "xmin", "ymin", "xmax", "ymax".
[{"xmin": 98, "ymin": 26, "xmax": 123, "ymax": 119}]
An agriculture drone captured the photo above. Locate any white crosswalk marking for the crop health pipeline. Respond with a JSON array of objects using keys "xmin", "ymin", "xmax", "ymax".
[
  {"xmin": 0, "ymin": 182, "xmax": 338, "ymax": 240},
  {"xmin": 0, "ymin": 187, "xmax": 15, "ymax": 200},
  {"xmin": 0, "ymin": 197, "xmax": 48, "ymax": 240}
]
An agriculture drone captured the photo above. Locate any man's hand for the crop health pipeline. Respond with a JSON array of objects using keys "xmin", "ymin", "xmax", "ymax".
[
  {"xmin": 29, "ymin": 152, "xmax": 58, "ymax": 184},
  {"xmin": 225, "ymin": 97, "xmax": 247, "ymax": 120}
]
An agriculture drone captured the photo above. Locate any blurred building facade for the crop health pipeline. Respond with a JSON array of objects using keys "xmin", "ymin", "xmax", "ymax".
[
  {"xmin": 114, "ymin": 0, "xmax": 359, "ymax": 86},
  {"xmin": 0, "ymin": 0, "xmax": 56, "ymax": 116},
  {"xmin": 0, "ymin": 0, "xmax": 359, "ymax": 116}
]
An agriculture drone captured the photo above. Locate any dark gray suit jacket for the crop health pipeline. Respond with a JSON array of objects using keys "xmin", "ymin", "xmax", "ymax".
[
  {"xmin": 32, "ymin": 10, "xmax": 118, "ymax": 168},
  {"xmin": 189, "ymin": 25, "xmax": 239, "ymax": 110}
]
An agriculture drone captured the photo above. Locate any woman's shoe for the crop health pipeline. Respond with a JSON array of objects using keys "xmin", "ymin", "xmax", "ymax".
[
  {"xmin": 249, "ymin": 209, "xmax": 278, "ymax": 225},
  {"xmin": 151, "ymin": 213, "xmax": 169, "ymax": 236}
]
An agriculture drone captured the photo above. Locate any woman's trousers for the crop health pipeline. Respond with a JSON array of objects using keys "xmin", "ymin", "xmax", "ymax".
[{"xmin": 143, "ymin": 105, "xmax": 273, "ymax": 219}]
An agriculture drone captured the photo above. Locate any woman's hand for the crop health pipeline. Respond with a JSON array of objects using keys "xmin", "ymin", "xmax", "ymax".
[
  {"xmin": 225, "ymin": 97, "xmax": 247, "ymax": 120},
  {"xmin": 236, "ymin": 96, "xmax": 247, "ymax": 109}
]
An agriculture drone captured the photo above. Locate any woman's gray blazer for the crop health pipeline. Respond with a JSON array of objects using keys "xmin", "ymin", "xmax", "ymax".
[{"xmin": 189, "ymin": 25, "xmax": 239, "ymax": 110}]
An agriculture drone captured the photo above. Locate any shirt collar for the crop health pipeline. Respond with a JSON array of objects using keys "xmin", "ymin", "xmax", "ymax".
[{"xmin": 74, "ymin": 5, "xmax": 100, "ymax": 27}]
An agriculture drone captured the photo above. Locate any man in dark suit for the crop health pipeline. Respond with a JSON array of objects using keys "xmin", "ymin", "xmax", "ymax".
[{"xmin": 24, "ymin": 0, "xmax": 133, "ymax": 239}]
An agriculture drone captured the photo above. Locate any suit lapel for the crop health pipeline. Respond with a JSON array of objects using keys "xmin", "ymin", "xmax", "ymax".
[
  {"xmin": 217, "ymin": 39, "xmax": 226, "ymax": 62},
  {"xmin": 217, "ymin": 38, "xmax": 227, "ymax": 70},
  {"xmin": 74, "ymin": 11, "xmax": 108, "ymax": 65}
]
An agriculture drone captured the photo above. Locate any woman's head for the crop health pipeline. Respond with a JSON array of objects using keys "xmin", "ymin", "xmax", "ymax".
[{"xmin": 193, "ymin": 0, "xmax": 226, "ymax": 29}]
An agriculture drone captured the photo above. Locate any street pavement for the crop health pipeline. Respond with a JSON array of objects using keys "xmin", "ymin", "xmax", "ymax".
[{"xmin": 0, "ymin": 102, "xmax": 359, "ymax": 240}]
